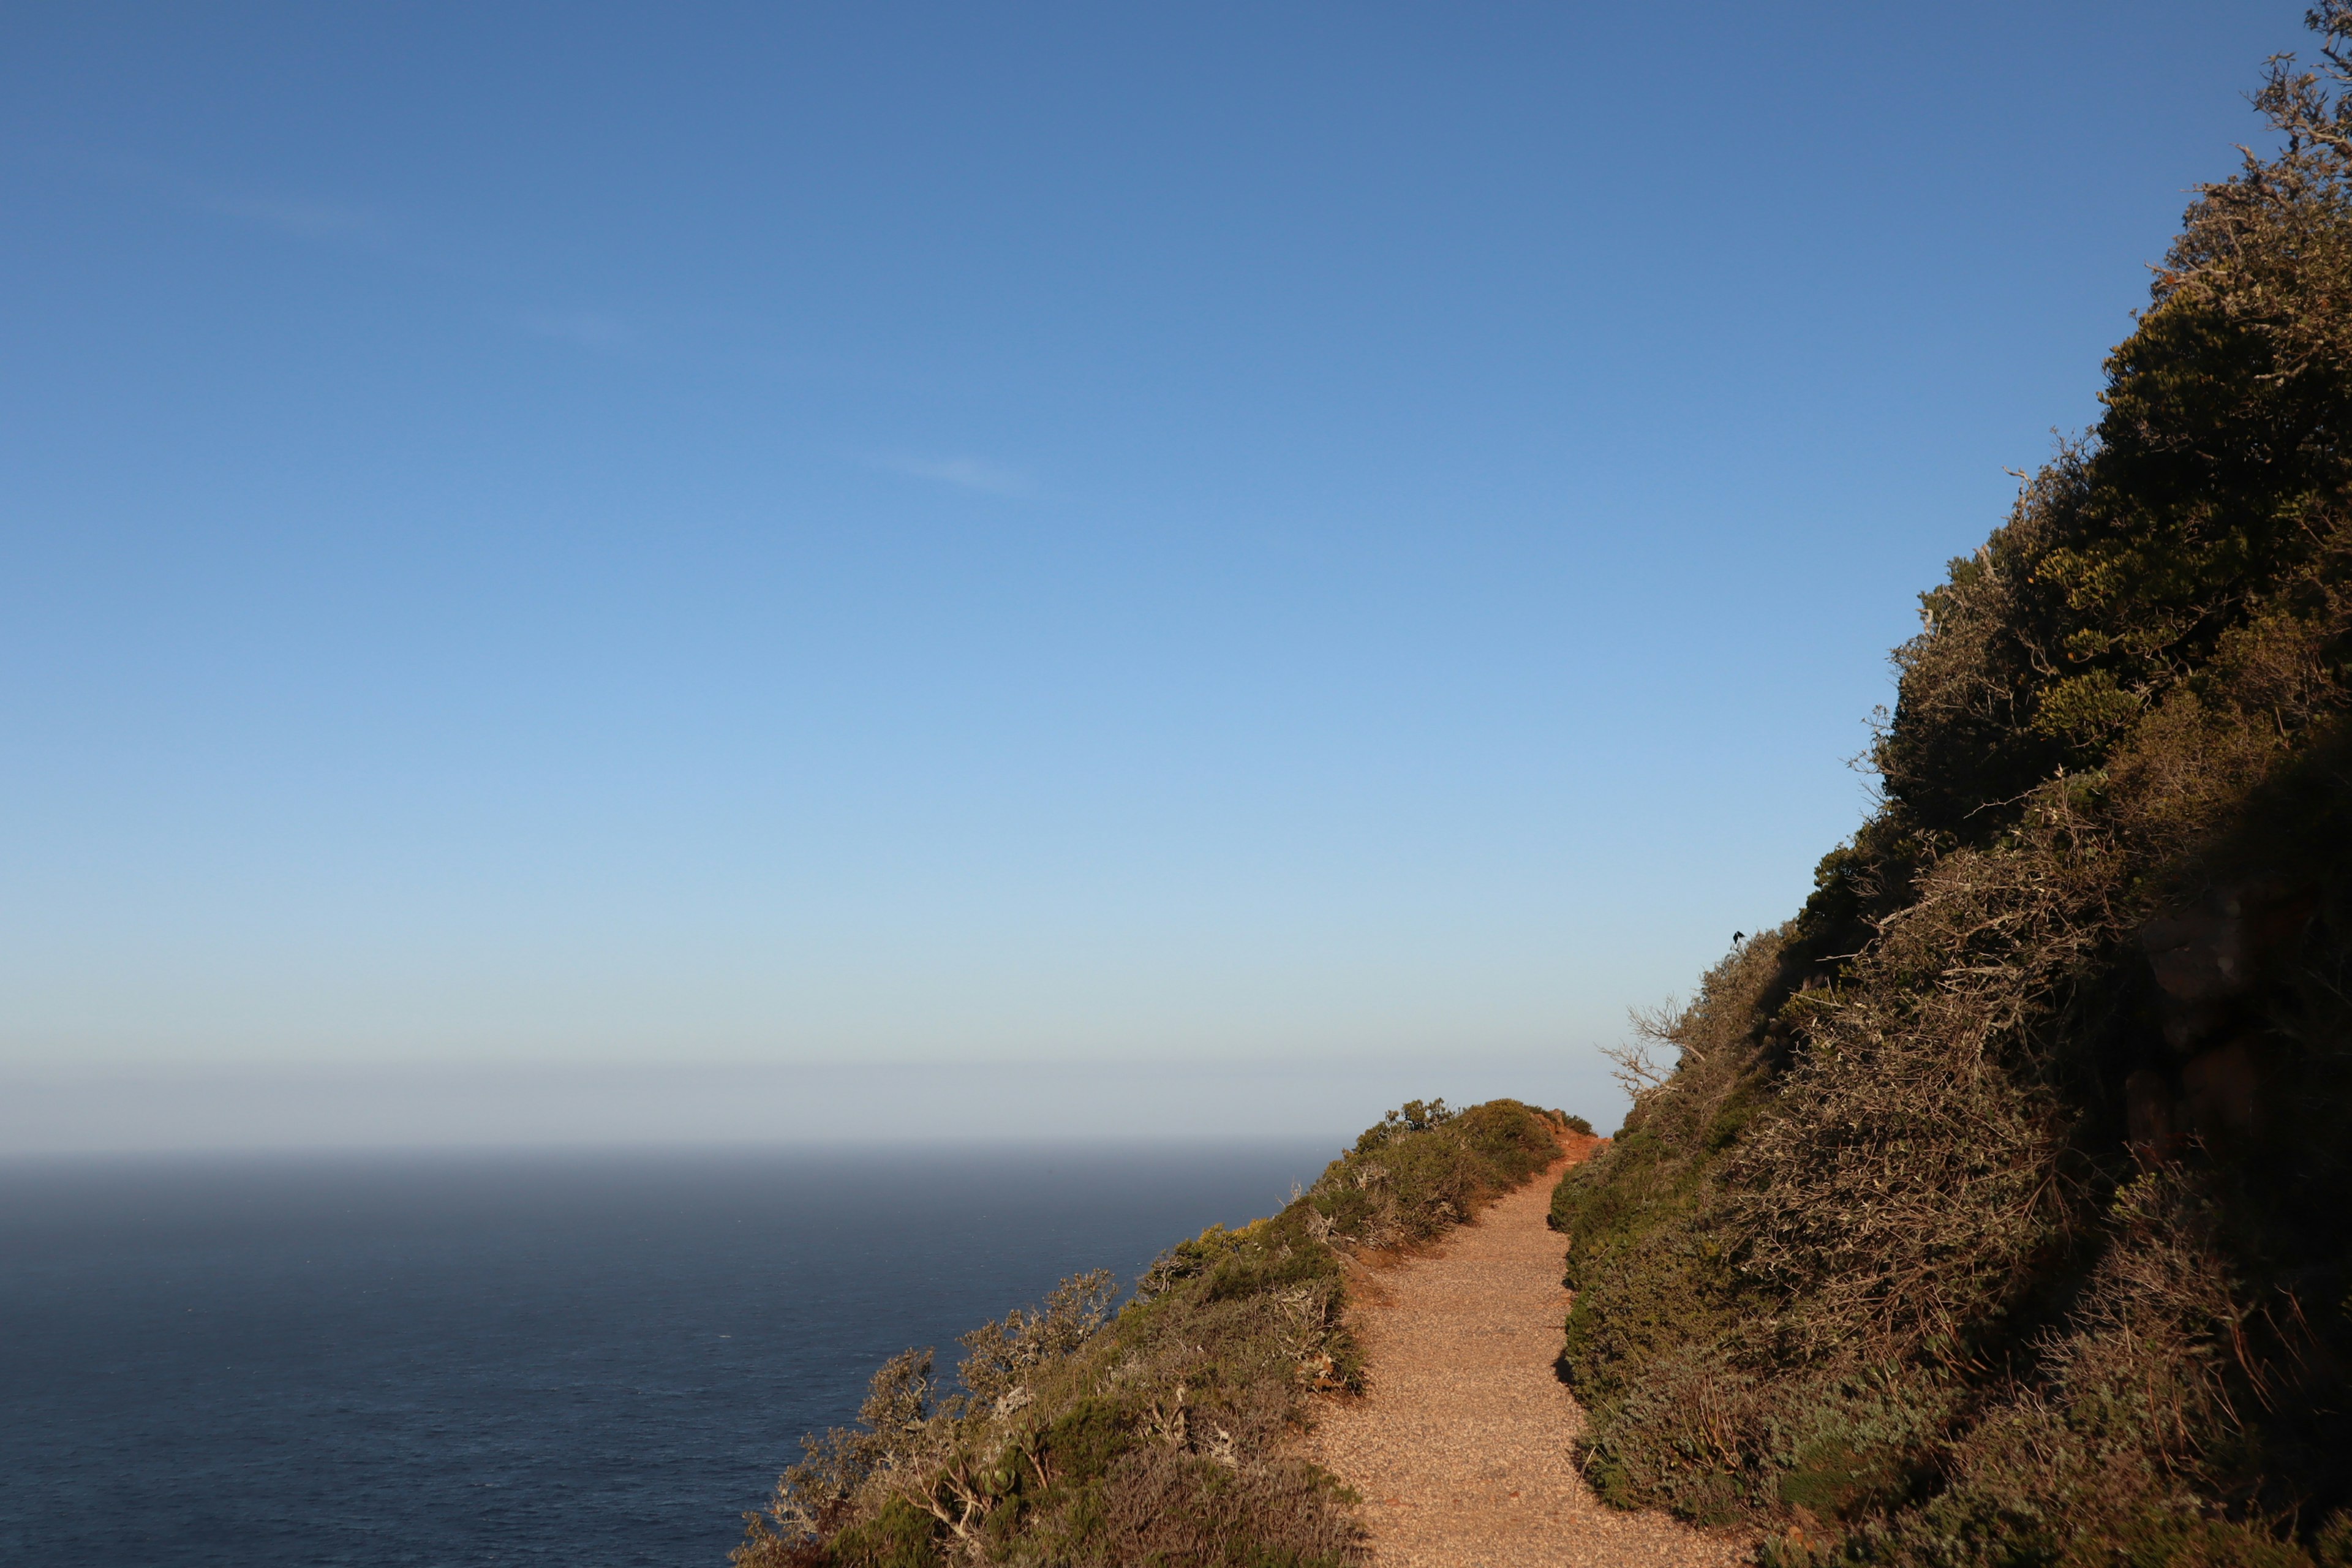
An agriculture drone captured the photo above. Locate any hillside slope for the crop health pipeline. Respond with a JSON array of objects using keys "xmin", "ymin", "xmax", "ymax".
[
  {"xmin": 1550, "ymin": 15, "xmax": 2352, "ymax": 1567},
  {"xmin": 737, "ymin": 1099, "xmax": 1565, "ymax": 1567}
]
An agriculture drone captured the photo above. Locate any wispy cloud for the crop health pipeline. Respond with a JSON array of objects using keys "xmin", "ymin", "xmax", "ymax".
[
  {"xmin": 192, "ymin": 190, "xmax": 390, "ymax": 244},
  {"xmin": 183, "ymin": 181, "xmax": 647, "ymax": 358},
  {"xmin": 521, "ymin": 310, "xmax": 638, "ymax": 352},
  {"xmin": 868, "ymin": 453, "xmax": 1036, "ymax": 498}
]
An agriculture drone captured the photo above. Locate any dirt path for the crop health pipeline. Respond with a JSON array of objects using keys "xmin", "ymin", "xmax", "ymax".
[{"xmin": 1310, "ymin": 1143, "xmax": 1746, "ymax": 1568}]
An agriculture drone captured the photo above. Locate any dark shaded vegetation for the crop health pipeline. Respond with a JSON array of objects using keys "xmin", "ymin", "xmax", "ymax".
[
  {"xmin": 735, "ymin": 1099, "xmax": 1567, "ymax": 1567},
  {"xmin": 1550, "ymin": 13, "xmax": 2352, "ymax": 1565}
]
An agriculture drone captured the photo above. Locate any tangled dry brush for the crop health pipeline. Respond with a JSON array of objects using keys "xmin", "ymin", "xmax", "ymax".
[{"xmin": 1550, "ymin": 13, "xmax": 2352, "ymax": 1566}]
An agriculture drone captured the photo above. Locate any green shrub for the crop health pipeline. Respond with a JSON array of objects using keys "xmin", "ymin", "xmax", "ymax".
[{"xmin": 1306, "ymin": 1098, "xmax": 1560, "ymax": 1252}]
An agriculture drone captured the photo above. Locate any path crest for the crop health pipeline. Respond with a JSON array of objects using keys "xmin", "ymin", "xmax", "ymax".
[{"xmin": 1309, "ymin": 1142, "xmax": 1746, "ymax": 1568}]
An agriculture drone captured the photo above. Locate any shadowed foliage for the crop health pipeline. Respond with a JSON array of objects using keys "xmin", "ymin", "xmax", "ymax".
[{"xmin": 1548, "ymin": 12, "xmax": 2352, "ymax": 1565}]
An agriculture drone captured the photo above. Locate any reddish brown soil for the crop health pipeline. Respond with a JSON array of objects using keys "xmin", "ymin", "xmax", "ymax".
[{"xmin": 1309, "ymin": 1139, "xmax": 1747, "ymax": 1567}]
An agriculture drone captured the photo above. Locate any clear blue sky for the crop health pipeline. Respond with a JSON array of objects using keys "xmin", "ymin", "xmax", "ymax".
[{"xmin": 0, "ymin": 3, "xmax": 2309, "ymax": 1146}]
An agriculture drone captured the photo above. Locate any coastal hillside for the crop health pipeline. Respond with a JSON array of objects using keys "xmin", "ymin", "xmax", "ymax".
[
  {"xmin": 1550, "ymin": 13, "xmax": 2352, "ymax": 1566},
  {"xmin": 736, "ymin": 1099, "xmax": 1566, "ymax": 1567}
]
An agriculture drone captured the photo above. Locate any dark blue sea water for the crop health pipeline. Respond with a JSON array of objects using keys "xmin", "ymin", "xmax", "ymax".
[{"xmin": 0, "ymin": 1140, "xmax": 1332, "ymax": 1567}]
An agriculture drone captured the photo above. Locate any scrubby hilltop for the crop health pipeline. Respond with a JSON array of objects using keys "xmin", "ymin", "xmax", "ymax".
[
  {"xmin": 734, "ymin": 16, "xmax": 2352, "ymax": 1564},
  {"xmin": 1550, "ymin": 13, "xmax": 2352, "ymax": 1566}
]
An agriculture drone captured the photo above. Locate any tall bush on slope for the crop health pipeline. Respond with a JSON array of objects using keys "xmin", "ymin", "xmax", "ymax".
[{"xmin": 1552, "ymin": 12, "xmax": 2352, "ymax": 1564}]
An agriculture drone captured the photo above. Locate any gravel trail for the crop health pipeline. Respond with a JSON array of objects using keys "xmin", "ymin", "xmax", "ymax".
[{"xmin": 1310, "ymin": 1140, "xmax": 1748, "ymax": 1567}]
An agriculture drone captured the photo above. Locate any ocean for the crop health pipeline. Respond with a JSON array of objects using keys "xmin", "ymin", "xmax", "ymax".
[{"xmin": 0, "ymin": 1140, "xmax": 1333, "ymax": 1566}]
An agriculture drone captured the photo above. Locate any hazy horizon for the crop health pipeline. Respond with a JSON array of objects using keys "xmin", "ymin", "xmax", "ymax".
[
  {"xmin": 2, "ymin": 2, "xmax": 2310, "ymax": 1152},
  {"xmin": 0, "ymin": 1053, "xmax": 1589, "ymax": 1156}
]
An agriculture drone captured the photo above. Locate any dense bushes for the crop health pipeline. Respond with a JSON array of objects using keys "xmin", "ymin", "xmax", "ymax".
[
  {"xmin": 1310, "ymin": 1098, "xmax": 1562, "ymax": 1253},
  {"xmin": 1549, "ymin": 14, "xmax": 2352, "ymax": 1566},
  {"xmin": 737, "ymin": 1099, "xmax": 1568, "ymax": 1567}
]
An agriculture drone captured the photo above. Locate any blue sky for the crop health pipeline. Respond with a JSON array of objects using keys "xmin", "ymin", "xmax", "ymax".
[{"xmin": 0, "ymin": 3, "xmax": 2309, "ymax": 1145}]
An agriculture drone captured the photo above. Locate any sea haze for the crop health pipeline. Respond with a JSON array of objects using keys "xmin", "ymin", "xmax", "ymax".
[{"xmin": 0, "ymin": 1140, "xmax": 1333, "ymax": 1566}]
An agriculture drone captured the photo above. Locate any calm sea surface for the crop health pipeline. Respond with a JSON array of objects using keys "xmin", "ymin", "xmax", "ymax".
[{"xmin": 0, "ymin": 1141, "xmax": 1332, "ymax": 1567}]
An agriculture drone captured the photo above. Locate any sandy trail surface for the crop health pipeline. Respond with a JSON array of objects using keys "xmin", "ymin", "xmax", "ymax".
[{"xmin": 1310, "ymin": 1141, "xmax": 1747, "ymax": 1568}]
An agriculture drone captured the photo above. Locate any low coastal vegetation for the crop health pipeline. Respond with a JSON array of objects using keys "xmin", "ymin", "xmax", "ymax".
[
  {"xmin": 735, "ymin": 1098, "xmax": 1566, "ymax": 1567},
  {"xmin": 1551, "ymin": 13, "xmax": 2352, "ymax": 1566}
]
